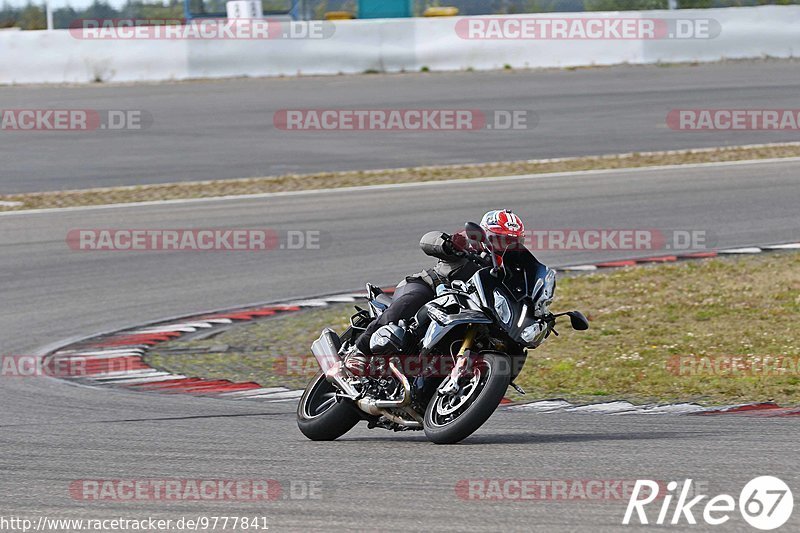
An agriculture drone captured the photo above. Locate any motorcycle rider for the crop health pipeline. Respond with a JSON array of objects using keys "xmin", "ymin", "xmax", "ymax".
[{"xmin": 344, "ymin": 209, "xmax": 526, "ymax": 375}]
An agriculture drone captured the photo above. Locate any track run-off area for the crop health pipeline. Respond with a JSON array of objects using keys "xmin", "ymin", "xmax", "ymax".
[{"xmin": 1, "ymin": 150, "xmax": 798, "ymax": 530}]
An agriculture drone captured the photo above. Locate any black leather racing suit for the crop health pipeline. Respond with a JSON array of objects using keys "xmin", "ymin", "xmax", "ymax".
[{"xmin": 354, "ymin": 230, "xmax": 484, "ymax": 354}]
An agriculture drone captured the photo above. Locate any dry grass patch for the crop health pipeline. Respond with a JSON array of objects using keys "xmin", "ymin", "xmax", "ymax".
[{"xmin": 3, "ymin": 143, "xmax": 800, "ymax": 211}]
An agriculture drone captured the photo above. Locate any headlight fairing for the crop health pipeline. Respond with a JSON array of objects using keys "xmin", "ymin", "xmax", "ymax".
[
  {"xmin": 521, "ymin": 319, "xmax": 548, "ymax": 348},
  {"xmin": 493, "ymin": 289, "xmax": 512, "ymax": 325}
]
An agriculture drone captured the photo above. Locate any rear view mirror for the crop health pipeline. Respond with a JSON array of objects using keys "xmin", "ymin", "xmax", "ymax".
[
  {"xmin": 567, "ymin": 311, "xmax": 590, "ymax": 331},
  {"xmin": 464, "ymin": 222, "xmax": 486, "ymax": 244}
]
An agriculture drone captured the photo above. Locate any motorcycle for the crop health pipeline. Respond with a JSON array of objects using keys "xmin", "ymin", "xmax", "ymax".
[{"xmin": 297, "ymin": 222, "xmax": 589, "ymax": 444}]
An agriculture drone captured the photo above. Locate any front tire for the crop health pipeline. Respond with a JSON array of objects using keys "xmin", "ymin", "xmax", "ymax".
[
  {"xmin": 423, "ymin": 352, "xmax": 511, "ymax": 444},
  {"xmin": 297, "ymin": 372, "xmax": 361, "ymax": 441}
]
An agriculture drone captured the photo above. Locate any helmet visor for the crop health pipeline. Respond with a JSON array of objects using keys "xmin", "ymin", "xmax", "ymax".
[{"xmin": 486, "ymin": 232, "xmax": 524, "ymax": 254}]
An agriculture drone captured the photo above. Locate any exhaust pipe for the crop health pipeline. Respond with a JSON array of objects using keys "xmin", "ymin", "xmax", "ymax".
[
  {"xmin": 311, "ymin": 329, "xmax": 360, "ymax": 399},
  {"xmin": 374, "ymin": 409, "xmax": 422, "ymax": 429},
  {"xmin": 356, "ymin": 358, "xmax": 421, "ymax": 428},
  {"xmin": 312, "ymin": 333, "xmax": 420, "ymax": 428},
  {"xmin": 311, "ymin": 328, "xmax": 342, "ymax": 374}
]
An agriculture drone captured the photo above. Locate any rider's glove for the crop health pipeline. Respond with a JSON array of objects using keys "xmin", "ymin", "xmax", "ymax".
[{"xmin": 450, "ymin": 232, "xmax": 468, "ymax": 253}]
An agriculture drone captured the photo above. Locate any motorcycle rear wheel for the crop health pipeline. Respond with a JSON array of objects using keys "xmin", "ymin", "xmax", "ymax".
[
  {"xmin": 297, "ymin": 372, "xmax": 361, "ymax": 441},
  {"xmin": 423, "ymin": 352, "xmax": 511, "ymax": 444}
]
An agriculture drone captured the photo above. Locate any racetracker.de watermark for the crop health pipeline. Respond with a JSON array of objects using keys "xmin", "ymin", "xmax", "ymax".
[
  {"xmin": 455, "ymin": 16, "xmax": 720, "ymax": 40},
  {"xmin": 273, "ymin": 109, "xmax": 538, "ymax": 131},
  {"xmin": 455, "ymin": 479, "xmax": 662, "ymax": 502},
  {"xmin": 455, "ymin": 228, "xmax": 712, "ymax": 253},
  {"xmin": 0, "ymin": 109, "xmax": 152, "ymax": 131},
  {"xmin": 272, "ymin": 354, "xmax": 519, "ymax": 379},
  {"xmin": 522, "ymin": 229, "xmax": 710, "ymax": 252},
  {"xmin": 66, "ymin": 229, "xmax": 327, "ymax": 252},
  {"xmin": 667, "ymin": 109, "xmax": 800, "ymax": 130},
  {"xmin": 68, "ymin": 18, "xmax": 335, "ymax": 40},
  {"xmin": 1, "ymin": 355, "xmax": 141, "ymax": 378},
  {"xmin": 667, "ymin": 355, "xmax": 800, "ymax": 377},
  {"xmin": 1, "ymin": 516, "xmax": 269, "ymax": 532},
  {"xmin": 68, "ymin": 479, "xmax": 322, "ymax": 501}
]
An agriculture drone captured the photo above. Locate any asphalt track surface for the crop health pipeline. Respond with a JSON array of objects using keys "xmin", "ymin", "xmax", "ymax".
[
  {"xmin": 2, "ymin": 60, "xmax": 800, "ymax": 193},
  {"xmin": 1, "ymin": 158, "xmax": 799, "ymax": 531}
]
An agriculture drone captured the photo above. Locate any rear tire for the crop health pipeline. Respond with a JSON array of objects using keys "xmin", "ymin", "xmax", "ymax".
[
  {"xmin": 297, "ymin": 372, "xmax": 361, "ymax": 441},
  {"xmin": 423, "ymin": 352, "xmax": 511, "ymax": 444}
]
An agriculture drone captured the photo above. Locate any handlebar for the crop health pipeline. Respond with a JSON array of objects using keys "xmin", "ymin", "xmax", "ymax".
[{"xmin": 442, "ymin": 234, "xmax": 492, "ymax": 268}]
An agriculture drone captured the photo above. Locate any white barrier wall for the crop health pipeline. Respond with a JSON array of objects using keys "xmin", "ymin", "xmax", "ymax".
[
  {"xmin": 0, "ymin": 6, "xmax": 798, "ymax": 85},
  {"xmin": 1, "ymin": 30, "xmax": 189, "ymax": 84}
]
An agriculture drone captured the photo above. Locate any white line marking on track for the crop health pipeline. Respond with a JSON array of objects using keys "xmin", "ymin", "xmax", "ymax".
[
  {"xmin": 219, "ymin": 387, "xmax": 291, "ymax": 397},
  {"xmin": 718, "ymin": 247, "xmax": 763, "ymax": 254},
  {"xmin": 559, "ymin": 265, "xmax": 599, "ymax": 271},
  {"xmin": 763, "ymin": 243, "xmax": 800, "ymax": 250},
  {"xmin": 4, "ymin": 155, "xmax": 800, "ymax": 216},
  {"xmin": 286, "ymin": 299, "xmax": 330, "ymax": 307},
  {"xmin": 241, "ymin": 390, "xmax": 304, "ymax": 400},
  {"xmin": 55, "ymin": 352, "xmax": 144, "ymax": 360},
  {"xmin": 83, "ymin": 369, "xmax": 161, "ymax": 379},
  {"xmin": 54, "ymin": 348, "xmax": 146, "ymax": 356},
  {"xmin": 323, "ymin": 295, "xmax": 361, "ymax": 302},
  {"xmin": 93, "ymin": 372, "xmax": 174, "ymax": 383},
  {"xmin": 106, "ymin": 374, "xmax": 188, "ymax": 385},
  {"xmin": 508, "ymin": 400, "xmax": 574, "ymax": 412},
  {"xmin": 87, "ymin": 344, "xmax": 151, "ymax": 350},
  {"xmin": 134, "ymin": 326, "xmax": 197, "ymax": 334},
  {"xmin": 565, "ymin": 401, "xmax": 639, "ymax": 414},
  {"xmin": 612, "ymin": 403, "xmax": 709, "ymax": 415},
  {"xmin": 508, "ymin": 400, "xmax": 725, "ymax": 415},
  {"xmin": 134, "ymin": 323, "xmax": 213, "ymax": 332}
]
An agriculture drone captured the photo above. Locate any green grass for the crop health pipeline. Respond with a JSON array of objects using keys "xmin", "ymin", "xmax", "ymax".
[{"xmin": 146, "ymin": 251, "xmax": 800, "ymax": 405}]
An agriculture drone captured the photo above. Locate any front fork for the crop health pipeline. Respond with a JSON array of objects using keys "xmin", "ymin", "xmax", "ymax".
[{"xmin": 438, "ymin": 325, "xmax": 478, "ymax": 396}]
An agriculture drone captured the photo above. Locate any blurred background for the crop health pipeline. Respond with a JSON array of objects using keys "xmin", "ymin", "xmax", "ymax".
[{"xmin": 4, "ymin": 0, "xmax": 799, "ymax": 30}]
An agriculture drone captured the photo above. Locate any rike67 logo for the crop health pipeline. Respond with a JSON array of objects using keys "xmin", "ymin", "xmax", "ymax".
[{"xmin": 623, "ymin": 477, "xmax": 793, "ymax": 530}]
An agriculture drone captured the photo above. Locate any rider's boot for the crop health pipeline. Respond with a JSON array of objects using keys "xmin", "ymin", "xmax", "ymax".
[{"xmin": 342, "ymin": 346, "xmax": 369, "ymax": 377}]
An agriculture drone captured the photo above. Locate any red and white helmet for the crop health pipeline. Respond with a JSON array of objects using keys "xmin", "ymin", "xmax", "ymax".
[{"xmin": 480, "ymin": 209, "xmax": 525, "ymax": 252}]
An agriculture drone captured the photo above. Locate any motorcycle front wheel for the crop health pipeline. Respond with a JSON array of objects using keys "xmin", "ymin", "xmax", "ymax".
[
  {"xmin": 423, "ymin": 352, "xmax": 511, "ymax": 444},
  {"xmin": 297, "ymin": 371, "xmax": 361, "ymax": 441}
]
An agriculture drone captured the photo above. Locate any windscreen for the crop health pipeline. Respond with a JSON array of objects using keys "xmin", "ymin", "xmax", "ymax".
[{"xmin": 498, "ymin": 248, "xmax": 548, "ymax": 302}]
